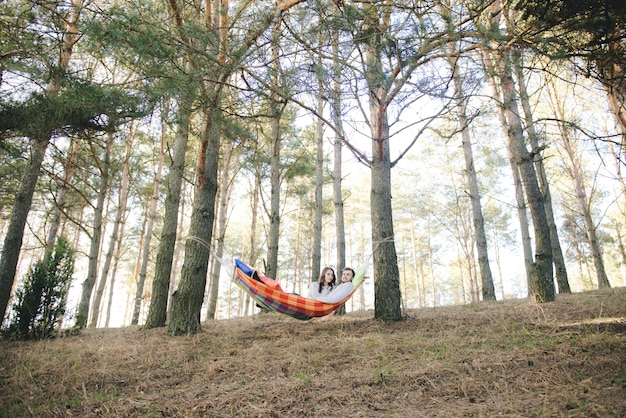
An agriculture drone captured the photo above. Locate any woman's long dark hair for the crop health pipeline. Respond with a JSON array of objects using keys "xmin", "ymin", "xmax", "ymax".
[{"xmin": 318, "ymin": 267, "xmax": 336, "ymax": 293}]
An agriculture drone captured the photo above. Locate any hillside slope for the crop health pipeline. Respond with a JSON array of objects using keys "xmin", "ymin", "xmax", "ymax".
[{"xmin": 1, "ymin": 288, "xmax": 625, "ymax": 417}]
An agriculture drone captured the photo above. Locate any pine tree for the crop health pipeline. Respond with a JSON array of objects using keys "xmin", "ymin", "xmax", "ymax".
[{"xmin": 3, "ymin": 236, "xmax": 75, "ymax": 340}]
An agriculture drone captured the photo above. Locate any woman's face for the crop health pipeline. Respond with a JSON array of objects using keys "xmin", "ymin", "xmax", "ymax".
[{"xmin": 323, "ymin": 268, "xmax": 335, "ymax": 284}]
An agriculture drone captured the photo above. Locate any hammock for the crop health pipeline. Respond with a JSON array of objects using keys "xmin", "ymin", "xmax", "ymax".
[{"xmin": 234, "ymin": 259, "xmax": 365, "ymax": 320}]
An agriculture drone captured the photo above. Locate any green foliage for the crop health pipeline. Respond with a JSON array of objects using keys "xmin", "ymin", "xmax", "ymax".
[
  {"xmin": 515, "ymin": 0, "xmax": 626, "ymax": 36},
  {"xmin": 0, "ymin": 138, "xmax": 27, "ymax": 218},
  {"xmin": 514, "ymin": 0, "xmax": 626, "ymax": 66},
  {"xmin": 81, "ymin": 3, "xmax": 212, "ymax": 104},
  {"xmin": 0, "ymin": 79, "xmax": 150, "ymax": 138},
  {"xmin": 3, "ymin": 236, "xmax": 75, "ymax": 340}
]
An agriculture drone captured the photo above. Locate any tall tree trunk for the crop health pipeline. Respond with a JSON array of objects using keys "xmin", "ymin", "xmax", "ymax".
[
  {"xmin": 241, "ymin": 171, "xmax": 262, "ymax": 317},
  {"xmin": 206, "ymin": 141, "xmax": 237, "ymax": 320},
  {"xmin": 497, "ymin": 53, "xmax": 555, "ymax": 302},
  {"xmin": 76, "ymin": 133, "xmax": 112, "ymax": 328},
  {"xmin": 249, "ymin": 171, "xmax": 261, "ymax": 267},
  {"xmin": 491, "ymin": 0, "xmax": 554, "ymax": 304},
  {"xmin": 358, "ymin": 219, "xmax": 366, "ymax": 310},
  {"xmin": 332, "ymin": 17, "xmax": 347, "ymax": 315},
  {"xmin": 409, "ymin": 210, "xmax": 423, "ymax": 308},
  {"xmin": 104, "ymin": 206, "xmax": 128, "ymax": 328},
  {"xmin": 266, "ymin": 114, "xmax": 282, "ymax": 281},
  {"xmin": 562, "ymin": 136, "xmax": 611, "ymax": 289},
  {"xmin": 89, "ymin": 125, "xmax": 134, "ymax": 327},
  {"xmin": 292, "ymin": 200, "xmax": 303, "ymax": 294},
  {"xmin": 168, "ymin": 181, "xmax": 188, "ymax": 319},
  {"xmin": 607, "ymin": 137, "xmax": 626, "ymax": 265},
  {"xmin": 615, "ymin": 222, "xmax": 626, "ymax": 267},
  {"xmin": 0, "ymin": 136, "xmax": 51, "ymax": 320},
  {"xmin": 168, "ymin": 109, "xmax": 220, "ymax": 336},
  {"xmin": 550, "ymin": 87, "xmax": 611, "ymax": 289},
  {"xmin": 607, "ymin": 139, "xmax": 626, "ymax": 209},
  {"xmin": 266, "ymin": 16, "xmax": 283, "ymax": 282},
  {"xmin": 131, "ymin": 203, "xmax": 148, "ymax": 313},
  {"xmin": 486, "ymin": 72, "xmax": 534, "ymax": 293},
  {"xmin": 45, "ymin": 137, "xmax": 81, "ymax": 252},
  {"xmin": 363, "ymin": 4, "xmax": 402, "ymax": 321},
  {"xmin": 427, "ymin": 217, "xmax": 437, "ymax": 307},
  {"xmin": 512, "ymin": 51, "xmax": 570, "ymax": 294},
  {"xmin": 448, "ymin": 52, "xmax": 496, "ymax": 301},
  {"xmin": 146, "ymin": 0, "xmax": 210, "ymax": 330},
  {"xmin": 132, "ymin": 119, "xmax": 166, "ymax": 325},
  {"xmin": 144, "ymin": 102, "xmax": 190, "ymax": 329},
  {"xmin": 607, "ymin": 90, "xmax": 626, "ymax": 162},
  {"xmin": 369, "ymin": 104, "xmax": 402, "ymax": 320},
  {"xmin": 602, "ymin": 39, "xmax": 626, "ymax": 161},
  {"xmin": 311, "ymin": 69, "xmax": 324, "ymax": 282},
  {"xmin": 0, "ymin": 0, "xmax": 82, "ymax": 322}
]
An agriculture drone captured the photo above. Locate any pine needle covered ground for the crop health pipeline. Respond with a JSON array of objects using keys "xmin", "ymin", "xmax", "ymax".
[{"xmin": 1, "ymin": 288, "xmax": 625, "ymax": 417}]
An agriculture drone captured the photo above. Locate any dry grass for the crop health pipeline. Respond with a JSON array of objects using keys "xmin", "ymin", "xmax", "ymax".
[{"xmin": 1, "ymin": 287, "xmax": 625, "ymax": 417}]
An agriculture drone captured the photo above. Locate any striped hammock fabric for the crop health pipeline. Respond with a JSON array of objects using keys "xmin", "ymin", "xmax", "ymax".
[{"xmin": 234, "ymin": 259, "xmax": 363, "ymax": 320}]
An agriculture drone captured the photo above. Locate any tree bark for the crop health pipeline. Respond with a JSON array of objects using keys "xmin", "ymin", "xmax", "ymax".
[
  {"xmin": 484, "ymin": 2, "xmax": 553, "ymax": 300},
  {"xmin": 331, "ymin": 17, "xmax": 347, "ymax": 315},
  {"xmin": 241, "ymin": 170, "xmax": 262, "ymax": 317},
  {"xmin": 550, "ymin": 86, "xmax": 611, "ymax": 289},
  {"xmin": 601, "ymin": 30, "xmax": 626, "ymax": 162},
  {"xmin": 45, "ymin": 137, "xmax": 81, "ymax": 252},
  {"xmin": 497, "ymin": 52, "xmax": 555, "ymax": 303},
  {"xmin": 448, "ymin": 52, "xmax": 496, "ymax": 301},
  {"xmin": 168, "ymin": 109, "xmax": 220, "ymax": 336},
  {"xmin": 144, "ymin": 102, "xmax": 190, "ymax": 329},
  {"xmin": 76, "ymin": 133, "xmax": 112, "ymax": 328},
  {"xmin": 607, "ymin": 88, "xmax": 626, "ymax": 162},
  {"xmin": 265, "ymin": 16, "xmax": 284, "ymax": 282},
  {"xmin": 487, "ymin": 73, "xmax": 534, "ymax": 293},
  {"xmin": 369, "ymin": 101, "xmax": 402, "ymax": 320},
  {"xmin": 312, "ymin": 73, "xmax": 324, "ymax": 282},
  {"xmin": 89, "ymin": 125, "xmax": 134, "ymax": 327},
  {"xmin": 132, "ymin": 119, "xmax": 166, "ymax": 325},
  {"xmin": 512, "ymin": 50, "xmax": 570, "ymax": 294},
  {"xmin": 292, "ymin": 200, "xmax": 304, "ymax": 295},
  {"xmin": 104, "ymin": 202, "xmax": 128, "ymax": 328},
  {"xmin": 363, "ymin": 4, "xmax": 402, "ymax": 321},
  {"xmin": 206, "ymin": 141, "xmax": 237, "ymax": 320}
]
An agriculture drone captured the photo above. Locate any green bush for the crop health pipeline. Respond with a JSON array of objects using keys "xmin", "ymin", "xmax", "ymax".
[{"xmin": 3, "ymin": 236, "xmax": 75, "ymax": 340}]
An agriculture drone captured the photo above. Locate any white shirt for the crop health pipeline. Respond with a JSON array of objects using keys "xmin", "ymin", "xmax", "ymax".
[
  {"xmin": 307, "ymin": 281, "xmax": 354, "ymax": 304},
  {"xmin": 315, "ymin": 282, "xmax": 354, "ymax": 304},
  {"xmin": 307, "ymin": 281, "xmax": 331, "ymax": 298}
]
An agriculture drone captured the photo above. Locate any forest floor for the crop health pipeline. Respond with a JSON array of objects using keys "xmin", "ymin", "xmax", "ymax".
[{"xmin": 1, "ymin": 287, "xmax": 625, "ymax": 417}]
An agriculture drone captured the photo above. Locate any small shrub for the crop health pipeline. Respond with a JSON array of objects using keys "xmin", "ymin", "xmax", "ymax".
[{"xmin": 3, "ymin": 236, "xmax": 75, "ymax": 340}]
